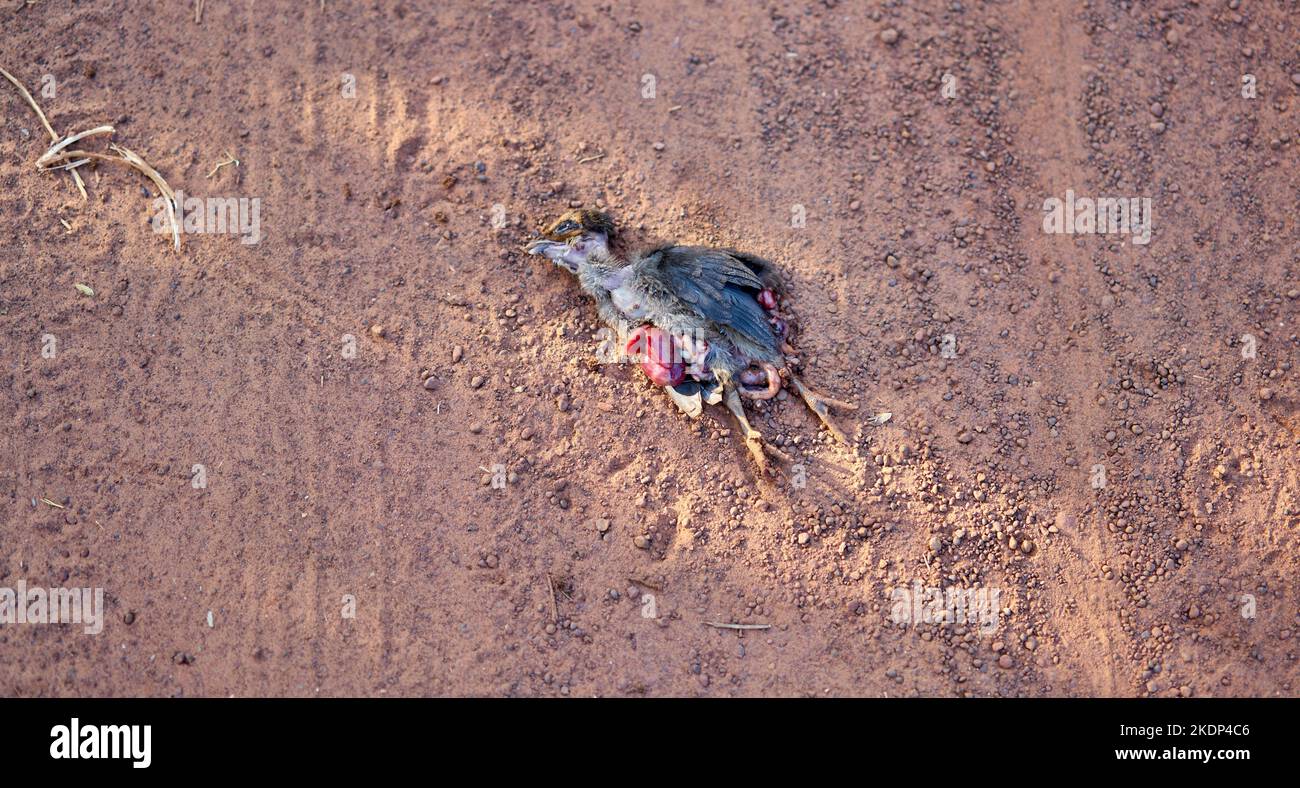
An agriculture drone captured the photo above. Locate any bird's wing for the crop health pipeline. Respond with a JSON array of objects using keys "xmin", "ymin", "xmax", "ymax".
[
  {"xmin": 644, "ymin": 245, "xmax": 777, "ymax": 353},
  {"xmin": 720, "ymin": 249, "xmax": 780, "ymax": 288}
]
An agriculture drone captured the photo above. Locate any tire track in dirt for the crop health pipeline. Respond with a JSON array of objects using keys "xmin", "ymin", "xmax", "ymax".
[{"xmin": 1009, "ymin": 0, "xmax": 1123, "ymax": 696}]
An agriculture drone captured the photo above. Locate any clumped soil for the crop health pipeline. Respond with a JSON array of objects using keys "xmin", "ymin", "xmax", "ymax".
[{"xmin": 1, "ymin": 1, "xmax": 1298, "ymax": 697}]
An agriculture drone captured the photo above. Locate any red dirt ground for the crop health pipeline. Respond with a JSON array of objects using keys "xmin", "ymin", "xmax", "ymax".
[{"xmin": 2, "ymin": 0, "xmax": 1298, "ymax": 697}]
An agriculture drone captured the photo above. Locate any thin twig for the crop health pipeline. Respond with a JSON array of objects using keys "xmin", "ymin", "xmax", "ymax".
[
  {"xmin": 36, "ymin": 149, "xmax": 121, "ymax": 165},
  {"xmin": 0, "ymin": 65, "xmax": 87, "ymax": 198},
  {"xmin": 206, "ymin": 150, "xmax": 239, "ymax": 179},
  {"xmin": 37, "ymin": 124, "xmax": 115, "ymax": 167},
  {"xmin": 0, "ymin": 66, "xmax": 54, "ymax": 137},
  {"xmin": 110, "ymin": 144, "xmax": 181, "ymax": 252},
  {"xmin": 545, "ymin": 574, "xmax": 559, "ymax": 623},
  {"xmin": 46, "ymin": 157, "xmax": 90, "ymax": 171},
  {"xmin": 577, "ymin": 153, "xmax": 604, "ymax": 164},
  {"xmin": 704, "ymin": 621, "xmax": 771, "ymax": 630}
]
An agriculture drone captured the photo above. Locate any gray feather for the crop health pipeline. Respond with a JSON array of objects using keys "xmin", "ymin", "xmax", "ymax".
[{"xmin": 644, "ymin": 246, "xmax": 779, "ymax": 357}]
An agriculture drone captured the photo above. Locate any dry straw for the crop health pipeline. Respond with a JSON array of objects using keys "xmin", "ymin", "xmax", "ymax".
[
  {"xmin": 2, "ymin": 65, "xmax": 182, "ymax": 251},
  {"xmin": 0, "ymin": 65, "xmax": 86, "ymax": 199}
]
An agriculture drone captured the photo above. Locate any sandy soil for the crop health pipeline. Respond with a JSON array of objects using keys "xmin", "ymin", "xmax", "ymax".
[{"xmin": 2, "ymin": 0, "xmax": 1298, "ymax": 697}]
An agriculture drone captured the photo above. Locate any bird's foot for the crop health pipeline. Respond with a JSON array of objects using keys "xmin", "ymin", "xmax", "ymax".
[
  {"xmin": 790, "ymin": 376, "xmax": 857, "ymax": 444},
  {"xmin": 723, "ymin": 386, "xmax": 789, "ymax": 474},
  {"xmin": 741, "ymin": 427, "xmax": 796, "ymax": 474},
  {"xmin": 742, "ymin": 433, "xmax": 769, "ymax": 473}
]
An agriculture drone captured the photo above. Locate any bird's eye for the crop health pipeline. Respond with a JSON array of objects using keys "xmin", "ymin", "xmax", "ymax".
[{"xmin": 552, "ymin": 220, "xmax": 578, "ymax": 236}]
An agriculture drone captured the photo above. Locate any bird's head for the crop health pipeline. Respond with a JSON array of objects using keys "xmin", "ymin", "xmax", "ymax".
[{"xmin": 524, "ymin": 209, "xmax": 615, "ymax": 273}]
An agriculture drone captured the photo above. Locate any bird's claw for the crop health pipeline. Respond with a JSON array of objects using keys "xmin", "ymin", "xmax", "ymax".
[
  {"xmin": 761, "ymin": 440, "xmax": 793, "ymax": 464},
  {"xmin": 790, "ymin": 376, "xmax": 857, "ymax": 444},
  {"xmin": 724, "ymin": 386, "xmax": 784, "ymax": 475},
  {"xmin": 743, "ymin": 433, "xmax": 769, "ymax": 473}
]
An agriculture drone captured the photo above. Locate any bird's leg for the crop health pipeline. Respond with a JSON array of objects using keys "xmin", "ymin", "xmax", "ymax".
[
  {"xmin": 723, "ymin": 387, "xmax": 767, "ymax": 471},
  {"xmin": 723, "ymin": 386, "xmax": 790, "ymax": 472},
  {"xmin": 789, "ymin": 375, "xmax": 857, "ymax": 444}
]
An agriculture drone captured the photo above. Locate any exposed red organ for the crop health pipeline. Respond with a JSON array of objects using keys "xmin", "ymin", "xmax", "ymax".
[{"xmin": 626, "ymin": 325, "xmax": 684, "ymax": 387}]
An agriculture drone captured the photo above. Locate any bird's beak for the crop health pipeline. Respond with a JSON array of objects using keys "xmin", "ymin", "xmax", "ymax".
[
  {"xmin": 524, "ymin": 238, "xmax": 580, "ymax": 272},
  {"xmin": 523, "ymin": 238, "xmax": 551, "ymax": 255},
  {"xmin": 525, "ymin": 238, "xmax": 570, "ymax": 258}
]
